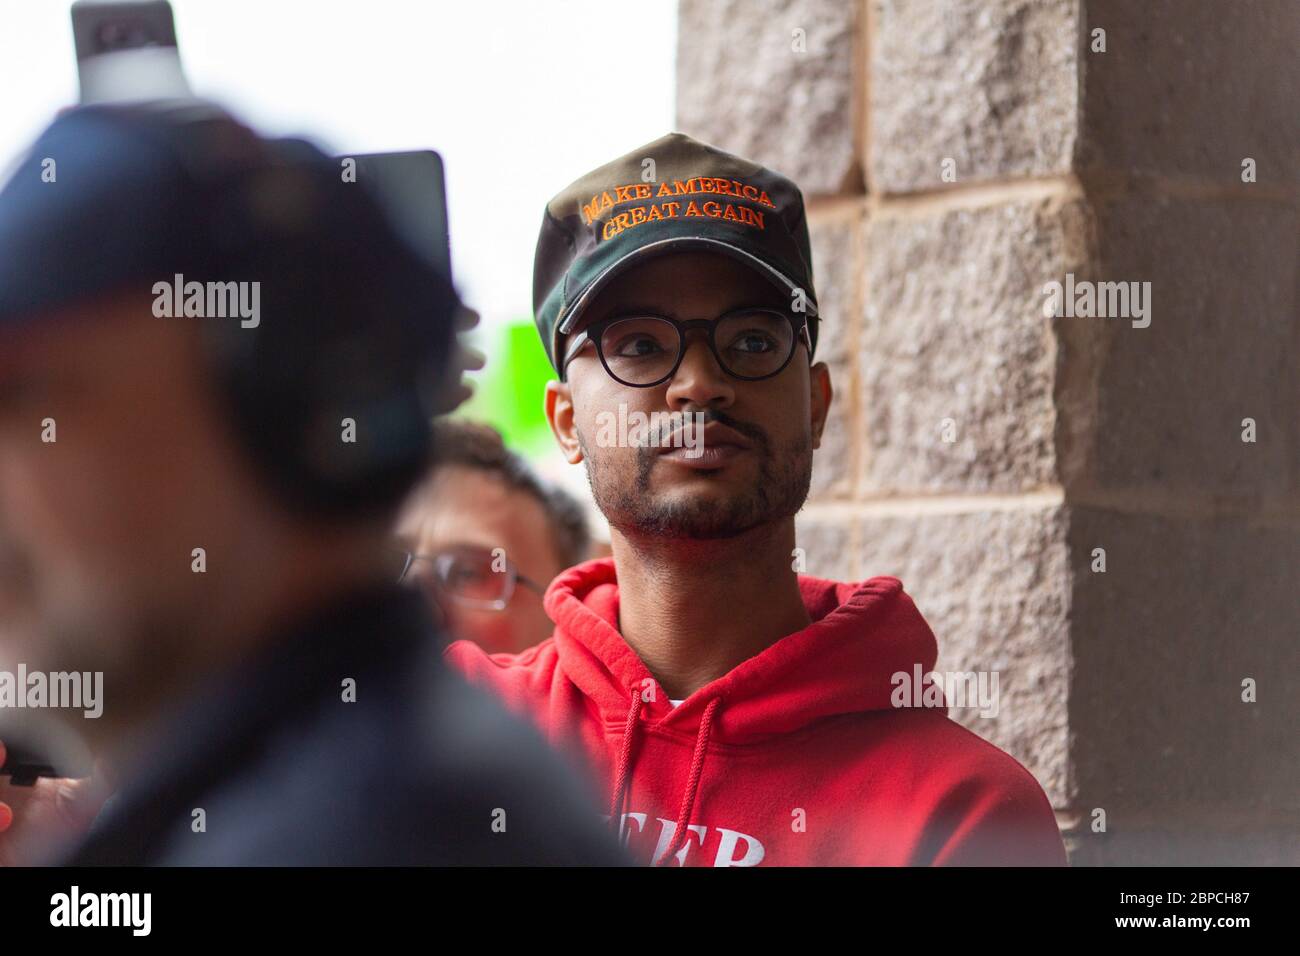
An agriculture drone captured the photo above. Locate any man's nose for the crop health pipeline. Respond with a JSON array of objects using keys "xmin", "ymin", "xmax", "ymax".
[{"xmin": 664, "ymin": 330, "xmax": 734, "ymax": 410}]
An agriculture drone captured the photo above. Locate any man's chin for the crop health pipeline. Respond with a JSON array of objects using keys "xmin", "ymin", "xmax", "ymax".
[
  {"xmin": 614, "ymin": 492, "xmax": 765, "ymax": 540},
  {"xmin": 650, "ymin": 473, "xmax": 746, "ymax": 504},
  {"xmin": 0, "ymin": 605, "xmax": 39, "ymax": 669},
  {"xmin": 649, "ymin": 454, "xmax": 758, "ymax": 492},
  {"xmin": 589, "ymin": 450, "xmax": 810, "ymax": 540}
]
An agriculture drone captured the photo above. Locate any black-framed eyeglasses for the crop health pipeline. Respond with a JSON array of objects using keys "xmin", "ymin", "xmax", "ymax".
[
  {"xmin": 560, "ymin": 307, "xmax": 813, "ymax": 387},
  {"xmin": 394, "ymin": 544, "xmax": 545, "ymax": 611}
]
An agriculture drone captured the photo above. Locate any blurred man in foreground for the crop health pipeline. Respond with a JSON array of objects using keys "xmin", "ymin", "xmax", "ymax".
[
  {"xmin": 0, "ymin": 102, "xmax": 622, "ymax": 865},
  {"xmin": 396, "ymin": 419, "xmax": 591, "ymax": 654}
]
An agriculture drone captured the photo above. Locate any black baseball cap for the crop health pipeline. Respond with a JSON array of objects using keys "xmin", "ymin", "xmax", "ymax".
[{"xmin": 532, "ymin": 132, "xmax": 820, "ymax": 377}]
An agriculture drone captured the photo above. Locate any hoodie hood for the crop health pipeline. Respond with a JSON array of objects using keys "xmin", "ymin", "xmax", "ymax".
[{"xmin": 544, "ymin": 557, "xmax": 941, "ymax": 744}]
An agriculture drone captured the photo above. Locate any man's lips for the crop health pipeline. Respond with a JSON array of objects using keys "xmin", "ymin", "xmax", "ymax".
[{"xmin": 657, "ymin": 421, "xmax": 753, "ymax": 467}]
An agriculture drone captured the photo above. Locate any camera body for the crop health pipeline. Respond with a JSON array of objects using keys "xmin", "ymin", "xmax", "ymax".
[
  {"xmin": 0, "ymin": 742, "xmax": 58, "ymax": 787},
  {"xmin": 72, "ymin": 0, "xmax": 191, "ymax": 103}
]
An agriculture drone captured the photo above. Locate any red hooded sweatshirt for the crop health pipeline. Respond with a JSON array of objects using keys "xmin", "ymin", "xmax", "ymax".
[{"xmin": 445, "ymin": 558, "xmax": 1067, "ymax": 867}]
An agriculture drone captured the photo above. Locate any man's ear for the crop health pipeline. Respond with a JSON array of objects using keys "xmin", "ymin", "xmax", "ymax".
[
  {"xmin": 809, "ymin": 361, "xmax": 833, "ymax": 450},
  {"xmin": 545, "ymin": 379, "xmax": 584, "ymax": 464}
]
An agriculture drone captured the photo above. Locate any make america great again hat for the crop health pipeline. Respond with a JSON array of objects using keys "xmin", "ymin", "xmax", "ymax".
[{"xmin": 532, "ymin": 132, "xmax": 820, "ymax": 376}]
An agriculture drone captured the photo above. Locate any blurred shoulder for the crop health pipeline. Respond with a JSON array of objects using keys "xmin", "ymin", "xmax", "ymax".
[
  {"xmin": 443, "ymin": 636, "xmax": 560, "ymax": 692},
  {"xmin": 162, "ymin": 652, "xmax": 622, "ymax": 865},
  {"xmin": 412, "ymin": 664, "xmax": 626, "ymax": 865}
]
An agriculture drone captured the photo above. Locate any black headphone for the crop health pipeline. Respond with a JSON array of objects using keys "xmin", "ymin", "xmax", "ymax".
[{"xmin": 173, "ymin": 110, "xmax": 458, "ymax": 521}]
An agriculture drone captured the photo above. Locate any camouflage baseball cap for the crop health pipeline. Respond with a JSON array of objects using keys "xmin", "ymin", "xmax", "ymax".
[{"xmin": 532, "ymin": 132, "xmax": 819, "ymax": 377}]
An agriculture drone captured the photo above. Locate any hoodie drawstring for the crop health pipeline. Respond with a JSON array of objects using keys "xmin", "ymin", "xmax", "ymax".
[
  {"xmin": 608, "ymin": 692, "xmax": 643, "ymax": 835},
  {"xmin": 609, "ymin": 691, "xmax": 722, "ymax": 865},
  {"xmin": 654, "ymin": 696, "xmax": 720, "ymax": 867}
]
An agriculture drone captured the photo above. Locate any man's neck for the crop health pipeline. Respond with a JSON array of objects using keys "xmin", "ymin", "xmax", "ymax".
[{"xmin": 609, "ymin": 521, "xmax": 811, "ymax": 700}]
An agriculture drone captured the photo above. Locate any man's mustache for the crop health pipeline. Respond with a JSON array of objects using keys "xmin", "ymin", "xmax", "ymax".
[
  {"xmin": 0, "ymin": 535, "xmax": 34, "ymax": 590},
  {"xmin": 645, "ymin": 407, "xmax": 770, "ymax": 451}
]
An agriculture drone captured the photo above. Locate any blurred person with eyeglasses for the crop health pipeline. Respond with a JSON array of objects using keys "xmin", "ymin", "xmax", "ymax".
[{"xmin": 395, "ymin": 419, "xmax": 591, "ymax": 655}]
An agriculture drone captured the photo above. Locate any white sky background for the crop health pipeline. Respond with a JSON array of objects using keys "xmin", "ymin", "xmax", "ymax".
[{"xmin": 0, "ymin": 0, "xmax": 679, "ymax": 330}]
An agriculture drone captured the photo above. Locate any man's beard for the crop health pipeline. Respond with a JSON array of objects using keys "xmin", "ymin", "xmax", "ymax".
[
  {"xmin": 0, "ymin": 551, "xmax": 183, "ymax": 721},
  {"xmin": 578, "ymin": 408, "xmax": 812, "ymax": 540}
]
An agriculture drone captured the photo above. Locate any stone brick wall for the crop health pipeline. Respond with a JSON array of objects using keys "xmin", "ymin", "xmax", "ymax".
[{"xmin": 677, "ymin": 0, "xmax": 1299, "ymax": 864}]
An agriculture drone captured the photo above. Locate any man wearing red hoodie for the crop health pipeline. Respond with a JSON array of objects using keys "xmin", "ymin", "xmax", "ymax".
[{"xmin": 447, "ymin": 133, "xmax": 1067, "ymax": 867}]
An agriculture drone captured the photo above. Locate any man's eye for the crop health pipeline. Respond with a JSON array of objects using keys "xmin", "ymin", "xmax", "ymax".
[
  {"xmin": 0, "ymin": 379, "xmax": 41, "ymax": 412},
  {"xmin": 727, "ymin": 331, "xmax": 777, "ymax": 354},
  {"xmin": 611, "ymin": 335, "xmax": 667, "ymax": 358},
  {"xmin": 0, "ymin": 373, "xmax": 80, "ymax": 409},
  {"xmin": 447, "ymin": 564, "xmax": 486, "ymax": 585}
]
